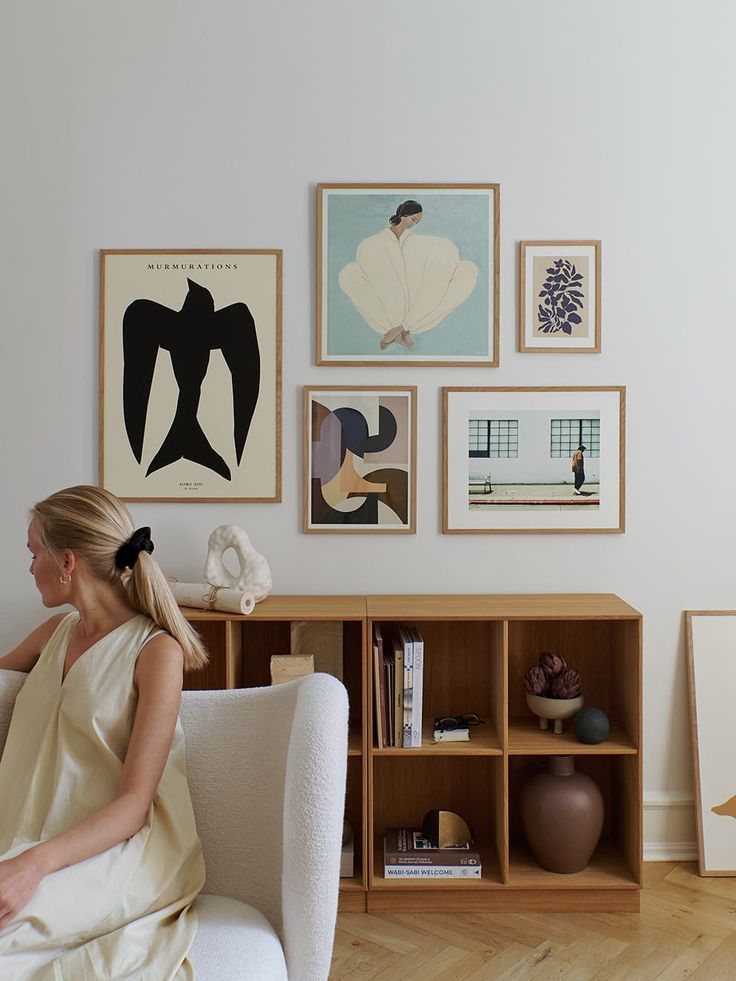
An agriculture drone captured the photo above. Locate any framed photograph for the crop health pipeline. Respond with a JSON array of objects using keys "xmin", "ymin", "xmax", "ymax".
[
  {"xmin": 519, "ymin": 241, "xmax": 601, "ymax": 353},
  {"xmin": 304, "ymin": 386, "xmax": 416, "ymax": 534},
  {"xmin": 317, "ymin": 183, "xmax": 499, "ymax": 367},
  {"xmin": 100, "ymin": 249, "xmax": 281, "ymax": 502},
  {"xmin": 686, "ymin": 611, "xmax": 736, "ymax": 875},
  {"xmin": 443, "ymin": 386, "xmax": 624, "ymax": 534}
]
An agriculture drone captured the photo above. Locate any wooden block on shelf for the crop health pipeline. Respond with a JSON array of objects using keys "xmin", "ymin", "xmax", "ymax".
[{"xmin": 270, "ymin": 654, "xmax": 315, "ymax": 686}]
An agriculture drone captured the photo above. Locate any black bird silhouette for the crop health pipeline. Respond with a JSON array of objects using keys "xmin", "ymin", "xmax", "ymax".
[{"xmin": 122, "ymin": 278, "xmax": 260, "ymax": 480}]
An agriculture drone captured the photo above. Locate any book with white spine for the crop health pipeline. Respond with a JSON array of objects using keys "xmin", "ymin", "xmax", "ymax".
[
  {"xmin": 398, "ymin": 626, "xmax": 414, "ymax": 748},
  {"xmin": 409, "ymin": 626, "xmax": 424, "ymax": 748}
]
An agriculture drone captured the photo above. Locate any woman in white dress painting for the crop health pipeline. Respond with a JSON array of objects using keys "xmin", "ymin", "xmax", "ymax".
[{"xmin": 338, "ymin": 199, "xmax": 478, "ymax": 351}]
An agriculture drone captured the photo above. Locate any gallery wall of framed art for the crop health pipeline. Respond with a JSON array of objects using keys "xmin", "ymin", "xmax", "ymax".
[{"xmin": 96, "ymin": 194, "xmax": 617, "ymax": 536}]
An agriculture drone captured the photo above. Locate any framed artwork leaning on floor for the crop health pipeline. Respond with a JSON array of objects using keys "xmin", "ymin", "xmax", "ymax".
[
  {"xmin": 317, "ymin": 183, "xmax": 499, "ymax": 367},
  {"xmin": 100, "ymin": 249, "xmax": 282, "ymax": 502},
  {"xmin": 686, "ymin": 611, "xmax": 736, "ymax": 876},
  {"xmin": 519, "ymin": 241, "xmax": 601, "ymax": 353},
  {"xmin": 443, "ymin": 386, "xmax": 625, "ymax": 534},
  {"xmin": 304, "ymin": 386, "xmax": 417, "ymax": 533}
]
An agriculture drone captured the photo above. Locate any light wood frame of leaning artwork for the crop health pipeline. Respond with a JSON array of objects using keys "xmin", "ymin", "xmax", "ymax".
[
  {"xmin": 99, "ymin": 249, "xmax": 282, "ymax": 503},
  {"xmin": 685, "ymin": 610, "xmax": 736, "ymax": 876},
  {"xmin": 519, "ymin": 240, "xmax": 601, "ymax": 353},
  {"xmin": 317, "ymin": 183, "xmax": 500, "ymax": 367},
  {"xmin": 443, "ymin": 386, "xmax": 625, "ymax": 535},
  {"xmin": 304, "ymin": 386, "xmax": 417, "ymax": 534}
]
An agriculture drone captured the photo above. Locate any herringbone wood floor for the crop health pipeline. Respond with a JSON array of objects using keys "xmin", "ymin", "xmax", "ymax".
[{"xmin": 330, "ymin": 863, "xmax": 736, "ymax": 979}]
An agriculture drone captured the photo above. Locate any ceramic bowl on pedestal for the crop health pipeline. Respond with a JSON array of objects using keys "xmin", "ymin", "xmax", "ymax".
[{"xmin": 526, "ymin": 693, "xmax": 583, "ymax": 734}]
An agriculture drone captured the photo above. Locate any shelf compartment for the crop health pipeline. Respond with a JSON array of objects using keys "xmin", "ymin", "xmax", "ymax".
[
  {"xmin": 508, "ymin": 619, "xmax": 641, "ymax": 752},
  {"xmin": 369, "ymin": 619, "xmax": 506, "ymax": 753},
  {"xmin": 373, "ymin": 718, "xmax": 501, "ymax": 756},
  {"xmin": 507, "ymin": 755, "xmax": 641, "ymax": 888},
  {"xmin": 370, "ymin": 755, "xmax": 504, "ymax": 888},
  {"xmin": 508, "ymin": 842, "xmax": 637, "ymax": 889},
  {"xmin": 508, "ymin": 717, "xmax": 636, "ymax": 755}
]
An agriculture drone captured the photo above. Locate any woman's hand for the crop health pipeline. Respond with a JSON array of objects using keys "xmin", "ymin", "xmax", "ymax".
[{"xmin": 0, "ymin": 851, "xmax": 45, "ymax": 929}]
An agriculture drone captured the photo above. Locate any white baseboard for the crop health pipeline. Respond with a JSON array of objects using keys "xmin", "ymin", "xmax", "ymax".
[
  {"xmin": 643, "ymin": 793, "xmax": 697, "ymax": 861},
  {"xmin": 644, "ymin": 841, "xmax": 698, "ymax": 861}
]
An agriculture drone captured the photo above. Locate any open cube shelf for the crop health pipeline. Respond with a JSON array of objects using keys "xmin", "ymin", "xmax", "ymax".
[{"xmin": 182, "ymin": 593, "xmax": 642, "ymax": 912}]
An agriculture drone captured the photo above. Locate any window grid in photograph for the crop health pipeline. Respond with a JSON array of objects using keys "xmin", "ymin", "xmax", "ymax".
[
  {"xmin": 468, "ymin": 419, "xmax": 518, "ymax": 458},
  {"xmin": 550, "ymin": 419, "xmax": 600, "ymax": 458}
]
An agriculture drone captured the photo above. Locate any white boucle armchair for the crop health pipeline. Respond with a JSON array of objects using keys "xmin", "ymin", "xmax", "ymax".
[{"xmin": 0, "ymin": 670, "xmax": 349, "ymax": 981}]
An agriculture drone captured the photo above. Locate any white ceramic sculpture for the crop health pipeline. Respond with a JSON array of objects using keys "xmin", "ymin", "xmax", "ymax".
[{"xmin": 204, "ymin": 524, "xmax": 272, "ymax": 602}]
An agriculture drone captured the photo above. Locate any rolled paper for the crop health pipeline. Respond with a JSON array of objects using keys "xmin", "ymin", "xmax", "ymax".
[{"xmin": 167, "ymin": 580, "xmax": 255, "ymax": 616}]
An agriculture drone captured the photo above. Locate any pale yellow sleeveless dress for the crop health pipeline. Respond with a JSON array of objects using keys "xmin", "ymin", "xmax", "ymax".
[{"xmin": 0, "ymin": 613, "xmax": 205, "ymax": 979}]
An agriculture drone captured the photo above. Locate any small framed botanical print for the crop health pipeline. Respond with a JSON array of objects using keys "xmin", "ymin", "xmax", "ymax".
[
  {"xmin": 519, "ymin": 241, "xmax": 601, "ymax": 353},
  {"xmin": 304, "ymin": 386, "xmax": 417, "ymax": 533}
]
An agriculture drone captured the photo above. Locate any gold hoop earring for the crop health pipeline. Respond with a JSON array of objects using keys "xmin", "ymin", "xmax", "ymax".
[{"xmin": 60, "ymin": 571, "xmax": 72, "ymax": 584}]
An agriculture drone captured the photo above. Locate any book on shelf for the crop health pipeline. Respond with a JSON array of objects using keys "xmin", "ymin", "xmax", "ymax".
[
  {"xmin": 384, "ymin": 643, "xmax": 394, "ymax": 746},
  {"xmin": 373, "ymin": 623, "xmax": 388, "ymax": 748},
  {"xmin": 384, "ymin": 828, "xmax": 482, "ymax": 878},
  {"xmin": 398, "ymin": 626, "xmax": 414, "ymax": 748},
  {"xmin": 433, "ymin": 725, "xmax": 470, "ymax": 743},
  {"xmin": 389, "ymin": 631, "xmax": 404, "ymax": 748},
  {"xmin": 409, "ymin": 626, "xmax": 424, "ymax": 748}
]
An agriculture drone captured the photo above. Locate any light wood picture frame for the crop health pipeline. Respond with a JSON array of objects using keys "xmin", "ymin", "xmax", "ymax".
[
  {"xmin": 317, "ymin": 183, "xmax": 499, "ymax": 367},
  {"xmin": 304, "ymin": 386, "xmax": 417, "ymax": 534},
  {"xmin": 100, "ymin": 249, "xmax": 282, "ymax": 502},
  {"xmin": 686, "ymin": 610, "xmax": 736, "ymax": 875},
  {"xmin": 519, "ymin": 240, "xmax": 601, "ymax": 353},
  {"xmin": 443, "ymin": 386, "xmax": 625, "ymax": 534}
]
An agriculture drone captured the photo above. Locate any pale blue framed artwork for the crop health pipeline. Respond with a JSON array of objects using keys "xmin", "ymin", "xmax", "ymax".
[{"xmin": 317, "ymin": 184, "xmax": 499, "ymax": 366}]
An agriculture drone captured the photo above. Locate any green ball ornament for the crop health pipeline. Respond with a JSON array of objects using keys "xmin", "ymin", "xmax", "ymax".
[{"xmin": 574, "ymin": 707, "xmax": 609, "ymax": 745}]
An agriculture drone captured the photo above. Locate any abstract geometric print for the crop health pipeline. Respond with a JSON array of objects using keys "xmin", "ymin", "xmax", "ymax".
[{"xmin": 305, "ymin": 388, "xmax": 416, "ymax": 533}]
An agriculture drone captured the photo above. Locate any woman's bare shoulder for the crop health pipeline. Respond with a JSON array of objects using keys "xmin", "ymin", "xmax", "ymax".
[{"xmin": 0, "ymin": 613, "xmax": 69, "ymax": 673}]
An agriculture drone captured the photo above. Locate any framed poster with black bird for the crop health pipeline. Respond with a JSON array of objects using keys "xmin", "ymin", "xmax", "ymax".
[{"xmin": 100, "ymin": 250, "xmax": 282, "ymax": 502}]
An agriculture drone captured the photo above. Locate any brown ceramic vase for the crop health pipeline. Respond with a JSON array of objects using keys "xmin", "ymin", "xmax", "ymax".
[{"xmin": 519, "ymin": 755, "xmax": 604, "ymax": 873}]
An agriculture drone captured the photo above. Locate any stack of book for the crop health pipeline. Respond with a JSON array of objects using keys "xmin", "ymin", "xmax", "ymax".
[
  {"xmin": 384, "ymin": 828, "xmax": 482, "ymax": 878},
  {"xmin": 372, "ymin": 623, "xmax": 424, "ymax": 748}
]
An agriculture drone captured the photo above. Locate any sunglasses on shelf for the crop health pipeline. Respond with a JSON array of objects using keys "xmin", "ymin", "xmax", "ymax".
[{"xmin": 433, "ymin": 713, "xmax": 484, "ymax": 732}]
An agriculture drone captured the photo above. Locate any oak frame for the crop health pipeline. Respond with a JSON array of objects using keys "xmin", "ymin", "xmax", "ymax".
[
  {"xmin": 685, "ymin": 610, "xmax": 736, "ymax": 876},
  {"xmin": 303, "ymin": 385, "xmax": 417, "ymax": 535},
  {"xmin": 442, "ymin": 386, "xmax": 625, "ymax": 535},
  {"xmin": 519, "ymin": 240, "xmax": 602, "ymax": 354},
  {"xmin": 316, "ymin": 183, "xmax": 500, "ymax": 368},
  {"xmin": 99, "ymin": 248, "xmax": 282, "ymax": 503}
]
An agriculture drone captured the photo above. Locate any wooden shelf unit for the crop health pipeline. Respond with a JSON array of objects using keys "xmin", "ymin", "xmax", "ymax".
[{"xmin": 181, "ymin": 593, "xmax": 642, "ymax": 913}]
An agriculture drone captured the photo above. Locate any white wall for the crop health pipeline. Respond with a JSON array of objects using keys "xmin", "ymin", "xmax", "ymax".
[{"xmin": 3, "ymin": 0, "xmax": 733, "ymax": 853}]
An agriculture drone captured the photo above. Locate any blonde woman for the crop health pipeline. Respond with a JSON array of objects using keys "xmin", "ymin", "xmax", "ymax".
[{"xmin": 0, "ymin": 485, "xmax": 206, "ymax": 979}]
